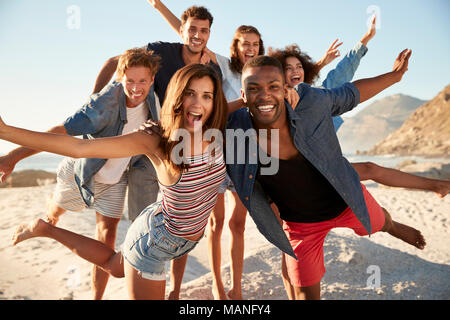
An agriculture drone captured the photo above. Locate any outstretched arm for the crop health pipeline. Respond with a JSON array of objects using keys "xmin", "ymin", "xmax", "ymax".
[
  {"xmin": 0, "ymin": 124, "xmax": 67, "ymax": 183},
  {"xmin": 148, "ymin": 0, "xmax": 182, "ymax": 36},
  {"xmin": 353, "ymin": 162, "xmax": 450, "ymax": 198},
  {"xmin": 0, "ymin": 116, "xmax": 157, "ymax": 160},
  {"xmin": 353, "ymin": 49, "xmax": 411, "ymax": 103},
  {"xmin": 360, "ymin": 14, "xmax": 377, "ymax": 47},
  {"xmin": 321, "ymin": 14, "xmax": 377, "ymax": 89}
]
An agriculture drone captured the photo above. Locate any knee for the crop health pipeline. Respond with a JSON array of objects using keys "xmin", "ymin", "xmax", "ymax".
[
  {"xmin": 95, "ymin": 222, "xmax": 119, "ymax": 246},
  {"xmin": 381, "ymin": 207, "xmax": 393, "ymax": 232},
  {"xmin": 209, "ymin": 212, "xmax": 224, "ymax": 233},
  {"xmin": 109, "ymin": 268, "xmax": 125, "ymax": 278},
  {"xmin": 229, "ymin": 216, "xmax": 245, "ymax": 235}
]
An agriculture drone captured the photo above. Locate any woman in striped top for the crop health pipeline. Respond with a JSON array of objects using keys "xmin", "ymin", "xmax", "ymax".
[{"xmin": 1, "ymin": 63, "xmax": 229, "ymax": 299}]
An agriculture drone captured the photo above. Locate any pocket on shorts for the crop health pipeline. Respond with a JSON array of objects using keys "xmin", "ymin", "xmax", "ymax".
[{"xmin": 146, "ymin": 214, "xmax": 180, "ymax": 259}]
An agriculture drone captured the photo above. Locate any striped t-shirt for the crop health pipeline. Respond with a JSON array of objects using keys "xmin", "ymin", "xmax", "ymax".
[{"xmin": 159, "ymin": 149, "xmax": 226, "ymax": 238}]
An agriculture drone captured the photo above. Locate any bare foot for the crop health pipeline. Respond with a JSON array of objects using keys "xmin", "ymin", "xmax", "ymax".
[
  {"xmin": 433, "ymin": 179, "xmax": 450, "ymax": 198},
  {"xmin": 167, "ymin": 290, "xmax": 179, "ymax": 300},
  {"xmin": 46, "ymin": 214, "xmax": 59, "ymax": 226},
  {"xmin": 45, "ymin": 196, "xmax": 60, "ymax": 226},
  {"xmin": 388, "ymin": 221, "xmax": 426, "ymax": 250},
  {"xmin": 227, "ymin": 288, "xmax": 243, "ymax": 300},
  {"xmin": 212, "ymin": 287, "xmax": 228, "ymax": 300},
  {"xmin": 12, "ymin": 218, "xmax": 48, "ymax": 245}
]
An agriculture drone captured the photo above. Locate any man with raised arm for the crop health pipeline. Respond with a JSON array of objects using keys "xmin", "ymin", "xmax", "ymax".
[{"xmin": 225, "ymin": 51, "xmax": 426, "ymax": 300}]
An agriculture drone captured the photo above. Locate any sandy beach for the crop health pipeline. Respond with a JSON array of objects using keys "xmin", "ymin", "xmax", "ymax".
[{"xmin": 0, "ymin": 177, "xmax": 449, "ymax": 300}]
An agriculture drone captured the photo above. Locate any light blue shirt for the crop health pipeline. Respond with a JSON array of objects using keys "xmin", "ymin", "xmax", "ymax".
[{"xmin": 63, "ymin": 82, "xmax": 159, "ymax": 217}]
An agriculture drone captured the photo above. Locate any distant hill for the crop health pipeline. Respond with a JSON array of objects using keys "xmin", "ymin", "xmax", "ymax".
[
  {"xmin": 337, "ymin": 94, "xmax": 427, "ymax": 154},
  {"xmin": 367, "ymin": 84, "xmax": 450, "ymax": 157},
  {"xmin": 0, "ymin": 170, "xmax": 56, "ymax": 188}
]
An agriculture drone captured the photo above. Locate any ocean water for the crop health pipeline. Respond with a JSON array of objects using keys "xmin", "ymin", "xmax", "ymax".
[
  {"xmin": 344, "ymin": 154, "xmax": 450, "ymax": 168},
  {"xmin": 4, "ymin": 153, "xmax": 65, "ymax": 173},
  {"xmin": 2, "ymin": 153, "xmax": 448, "ymax": 173}
]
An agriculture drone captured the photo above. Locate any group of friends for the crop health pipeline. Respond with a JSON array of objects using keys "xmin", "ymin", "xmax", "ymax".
[{"xmin": 1, "ymin": 1, "xmax": 449, "ymax": 300}]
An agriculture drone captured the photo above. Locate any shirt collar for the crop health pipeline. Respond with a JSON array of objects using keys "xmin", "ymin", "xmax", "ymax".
[{"xmin": 118, "ymin": 83, "xmax": 128, "ymax": 121}]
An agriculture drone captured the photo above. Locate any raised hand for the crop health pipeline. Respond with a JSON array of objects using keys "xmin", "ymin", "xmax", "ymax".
[
  {"xmin": 392, "ymin": 49, "xmax": 412, "ymax": 82},
  {"xmin": 316, "ymin": 39, "xmax": 343, "ymax": 70},
  {"xmin": 361, "ymin": 14, "xmax": 377, "ymax": 46},
  {"xmin": 147, "ymin": 0, "xmax": 161, "ymax": 9}
]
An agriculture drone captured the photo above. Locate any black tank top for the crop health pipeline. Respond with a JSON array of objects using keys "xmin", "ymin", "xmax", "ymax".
[{"xmin": 257, "ymin": 152, "xmax": 348, "ymax": 223}]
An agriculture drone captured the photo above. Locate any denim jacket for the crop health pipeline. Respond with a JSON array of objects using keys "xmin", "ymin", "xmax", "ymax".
[
  {"xmin": 63, "ymin": 82, "xmax": 159, "ymax": 213},
  {"xmin": 226, "ymin": 82, "xmax": 368, "ymax": 258},
  {"xmin": 321, "ymin": 41, "xmax": 368, "ymax": 131}
]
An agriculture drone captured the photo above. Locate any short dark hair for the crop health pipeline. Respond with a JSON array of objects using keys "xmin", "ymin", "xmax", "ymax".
[
  {"xmin": 242, "ymin": 55, "xmax": 284, "ymax": 76},
  {"xmin": 181, "ymin": 6, "xmax": 213, "ymax": 27},
  {"xmin": 268, "ymin": 44, "xmax": 320, "ymax": 85}
]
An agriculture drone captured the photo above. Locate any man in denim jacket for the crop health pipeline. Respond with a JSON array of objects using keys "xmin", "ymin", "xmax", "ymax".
[
  {"xmin": 0, "ymin": 48, "xmax": 161, "ymax": 299},
  {"xmin": 226, "ymin": 52, "xmax": 424, "ymax": 299}
]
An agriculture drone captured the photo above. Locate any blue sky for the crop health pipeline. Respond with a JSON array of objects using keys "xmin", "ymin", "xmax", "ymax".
[{"xmin": 0, "ymin": 0, "xmax": 449, "ymax": 153}]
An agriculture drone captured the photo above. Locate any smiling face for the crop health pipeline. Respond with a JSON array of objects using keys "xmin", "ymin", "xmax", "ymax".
[
  {"xmin": 122, "ymin": 66, "xmax": 154, "ymax": 108},
  {"xmin": 180, "ymin": 17, "xmax": 211, "ymax": 55},
  {"xmin": 236, "ymin": 32, "xmax": 261, "ymax": 65},
  {"xmin": 284, "ymin": 56, "xmax": 304, "ymax": 88},
  {"xmin": 242, "ymin": 65, "xmax": 288, "ymax": 128},
  {"xmin": 182, "ymin": 76, "xmax": 214, "ymax": 134}
]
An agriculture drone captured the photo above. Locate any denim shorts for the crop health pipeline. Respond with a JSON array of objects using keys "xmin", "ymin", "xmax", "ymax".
[
  {"xmin": 217, "ymin": 173, "xmax": 236, "ymax": 194},
  {"xmin": 121, "ymin": 201, "xmax": 199, "ymax": 281}
]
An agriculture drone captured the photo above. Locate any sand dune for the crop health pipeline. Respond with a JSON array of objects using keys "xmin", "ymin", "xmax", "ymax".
[{"xmin": 0, "ymin": 183, "xmax": 449, "ymax": 300}]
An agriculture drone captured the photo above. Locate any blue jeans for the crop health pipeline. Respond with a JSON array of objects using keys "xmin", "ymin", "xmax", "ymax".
[{"xmin": 121, "ymin": 201, "xmax": 199, "ymax": 280}]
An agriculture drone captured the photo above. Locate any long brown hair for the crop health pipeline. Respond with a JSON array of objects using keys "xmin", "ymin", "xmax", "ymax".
[
  {"xmin": 159, "ymin": 64, "xmax": 227, "ymax": 173},
  {"xmin": 229, "ymin": 25, "xmax": 265, "ymax": 74}
]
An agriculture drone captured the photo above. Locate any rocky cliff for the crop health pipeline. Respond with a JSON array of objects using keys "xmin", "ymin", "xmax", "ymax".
[
  {"xmin": 337, "ymin": 94, "xmax": 426, "ymax": 154},
  {"xmin": 367, "ymin": 84, "xmax": 450, "ymax": 157}
]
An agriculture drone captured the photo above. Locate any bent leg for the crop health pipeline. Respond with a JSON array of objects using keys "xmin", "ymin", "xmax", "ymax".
[
  {"xmin": 92, "ymin": 213, "xmax": 121, "ymax": 300},
  {"xmin": 208, "ymin": 193, "xmax": 227, "ymax": 300},
  {"xmin": 381, "ymin": 208, "xmax": 426, "ymax": 249},
  {"xmin": 347, "ymin": 184, "xmax": 426, "ymax": 250},
  {"xmin": 13, "ymin": 218, "xmax": 124, "ymax": 277},
  {"xmin": 45, "ymin": 194, "xmax": 66, "ymax": 226},
  {"xmin": 352, "ymin": 162, "xmax": 450, "ymax": 197}
]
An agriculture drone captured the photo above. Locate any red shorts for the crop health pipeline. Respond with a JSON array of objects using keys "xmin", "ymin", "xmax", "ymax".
[{"xmin": 282, "ymin": 184, "xmax": 386, "ymax": 287}]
